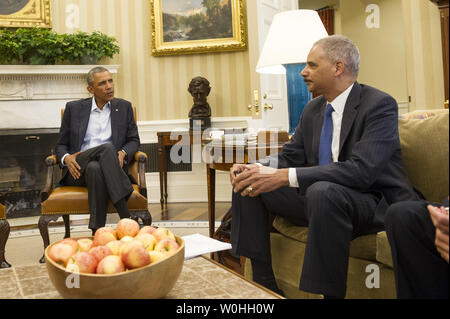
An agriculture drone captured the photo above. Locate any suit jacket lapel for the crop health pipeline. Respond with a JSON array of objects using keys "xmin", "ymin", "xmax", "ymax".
[
  {"xmin": 77, "ymin": 99, "xmax": 92, "ymax": 151},
  {"xmin": 339, "ymin": 82, "xmax": 361, "ymax": 155},
  {"xmin": 110, "ymin": 99, "xmax": 119, "ymax": 147}
]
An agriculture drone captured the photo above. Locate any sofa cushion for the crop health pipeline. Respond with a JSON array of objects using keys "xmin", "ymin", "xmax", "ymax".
[
  {"xmin": 376, "ymin": 231, "xmax": 393, "ymax": 268},
  {"xmin": 272, "ymin": 216, "xmax": 378, "ymax": 262},
  {"xmin": 398, "ymin": 111, "xmax": 449, "ymax": 203}
]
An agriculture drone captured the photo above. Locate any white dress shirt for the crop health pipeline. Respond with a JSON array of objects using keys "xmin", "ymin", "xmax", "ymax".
[
  {"xmin": 288, "ymin": 83, "xmax": 355, "ymax": 187},
  {"xmin": 61, "ymin": 97, "xmax": 113, "ymax": 166}
]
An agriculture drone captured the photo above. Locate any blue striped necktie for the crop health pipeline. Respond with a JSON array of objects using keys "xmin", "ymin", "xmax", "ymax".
[{"xmin": 318, "ymin": 104, "xmax": 334, "ymax": 165}]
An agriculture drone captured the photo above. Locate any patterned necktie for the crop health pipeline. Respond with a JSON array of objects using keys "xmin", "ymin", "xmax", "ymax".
[{"xmin": 318, "ymin": 104, "xmax": 334, "ymax": 165}]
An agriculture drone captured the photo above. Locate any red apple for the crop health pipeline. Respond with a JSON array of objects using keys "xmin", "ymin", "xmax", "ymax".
[
  {"xmin": 152, "ymin": 227, "xmax": 176, "ymax": 242},
  {"xmin": 120, "ymin": 241, "xmax": 150, "ymax": 269},
  {"xmin": 106, "ymin": 240, "xmax": 124, "ymax": 256},
  {"xmin": 96, "ymin": 255, "xmax": 126, "ymax": 274},
  {"xmin": 66, "ymin": 252, "xmax": 98, "ymax": 274},
  {"xmin": 134, "ymin": 233, "xmax": 157, "ymax": 251},
  {"xmin": 93, "ymin": 231, "xmax": 116, "ymax": 247},
  {"xmin": 48, "ymin": 242, "xmax": 77, "ymax": 266},
  {"xmin": 77, "ymin": 238, "xmax": 93, "ymax": 252},
  {"xmin": 94, "ymin": 226, "xmax": 117, "ymax": 237},
  {"xmin": 89, "ymin": 245, "xmax": 113, "ymax": 263},
  {"xmin": 155, "ymin": 238, "xmax": 180, "ymax": 255},
  {"xmin": 148, "ymin": 250, "xmax": 166, "ymax": 264},
  {"xmin": 138, "ymin": 226, "xmax": 157, "ymax": 236},
  {"xmin": 61, "ymin": 238, "xmax": 79, "ymax": 252},
  {"xmin": 116, "ymin": 218, "xmax": 140, "ymax": 239},
  {"xmin": 120, "ymin": 236, "xmax": 134, "ymax": 243}
]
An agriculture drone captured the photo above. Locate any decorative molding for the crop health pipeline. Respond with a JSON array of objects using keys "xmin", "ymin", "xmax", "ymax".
[
  {"xmin": 0, "ymin": 65, "xmax": 119, "ymax": 102},
  {"xmin": 0, "ymin": 65, "xmax": 120, "ymax": 129},
  {"xmin": 429, "ymin": 0, "xmax": 449, "ymax": 9},
  {"xmin": 398, "ymin": 101, "xmax": 409, "ymax": 115},
  {"xmin": 0, "ymin": 65, "xmax": 120, "ymax": 75}
]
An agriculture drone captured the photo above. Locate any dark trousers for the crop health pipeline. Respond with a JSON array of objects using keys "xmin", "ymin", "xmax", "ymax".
[
  {"xmin": 385, "ymin": 201, "xmax": 449, "ymax": 299},
  {"xmin": 230, "ymin": 181, "xmax": 384, "ymax": 297},
  {"xmin": 61, "ymin": 143, "xmax": 134, "ymax": 230}
]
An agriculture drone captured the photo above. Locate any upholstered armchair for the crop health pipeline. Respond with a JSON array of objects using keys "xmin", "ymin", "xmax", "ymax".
[
  {"xmin": 38, "ymin": 107, "xmax": 151, "ymax": 263},
  {"xmin": 0, "ymin": 203, "xmax": 11, "ymax": 268}
]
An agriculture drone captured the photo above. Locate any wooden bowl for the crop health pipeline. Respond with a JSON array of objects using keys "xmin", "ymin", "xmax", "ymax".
[{"xmin": 45, "ymin": 236, "xmax": 184, "ymax": 299}]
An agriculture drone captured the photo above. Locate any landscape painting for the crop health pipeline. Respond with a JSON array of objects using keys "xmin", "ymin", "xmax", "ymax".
[
  {"xmin": 151, "ymin": 0, "xmax": 248, "ymax": 56},
  {"xmin": 162, "ymin": 0, "xmax": 233, "ymax": 42}
]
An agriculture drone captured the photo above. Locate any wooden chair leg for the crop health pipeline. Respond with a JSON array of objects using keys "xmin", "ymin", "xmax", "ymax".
[
  {"xmin": 131, "ymin": 211, "xmax": 152, "ymax": 226},
  {"xmin": 0, "ymin": 219, "xmax": 11, "ymax": 268},
  {"xmin": 62, "ymin": 215, "xmax": 70, "ymax": 238},
  {"xmin": 38, "ymin": 215, "xmax": 60, "ymax": 263}
]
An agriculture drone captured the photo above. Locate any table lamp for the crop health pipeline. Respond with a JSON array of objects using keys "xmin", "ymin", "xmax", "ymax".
[{"xmin": 256, "ymin": 10, "xmax": 328, "ymax": 134}]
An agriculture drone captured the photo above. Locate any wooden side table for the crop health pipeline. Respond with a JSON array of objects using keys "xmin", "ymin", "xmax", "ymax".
[{"xmin": 157, "ymin": 131, "xmax": 210, "ymax": 210}]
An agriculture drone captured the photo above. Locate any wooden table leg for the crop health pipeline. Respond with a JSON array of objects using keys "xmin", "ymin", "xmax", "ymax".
[
  {"xmin": 157, "ymin": 136, "xmax": 165, "ymax": 210},
  {"xmin": 206, "ymin": 164, "xmax": 216, "ymax": 239},
  {"xmin": 0, "ymin": 219, "xmax": 11, "ymax": 268},
  {"xmin": 163, "ymin": 155, "xmax": 168, "ymax": 209}
]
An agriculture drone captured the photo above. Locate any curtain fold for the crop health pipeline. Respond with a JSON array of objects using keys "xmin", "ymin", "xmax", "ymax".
[{"xmin": 317, "ymin": 7, "xmax": 335, "ymax": 35}]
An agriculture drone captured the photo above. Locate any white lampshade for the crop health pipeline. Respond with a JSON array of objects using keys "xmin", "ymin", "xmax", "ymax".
[{"xmin": 256, "ymin": 10, "xmax": 329, "ymax": 74}]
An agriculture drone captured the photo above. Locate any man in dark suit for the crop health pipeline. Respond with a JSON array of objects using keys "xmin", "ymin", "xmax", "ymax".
[
  {"xmin": 55, "ymin": 66, "xmax": 140, "ymax": 234},
  {"xmin": 385, "ymin": 198, "xmax": 449, "ymax": 298},
  {"xmin": 229, "ymin": 35, "xmax": 419, "ymax": 298}
]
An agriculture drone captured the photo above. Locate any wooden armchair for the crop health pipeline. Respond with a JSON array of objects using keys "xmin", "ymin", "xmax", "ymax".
[
  {"xmin": 38, "ymin": 107, "xmax": 151, "ymax": 263},
  {"xmin": 0, "ymin": 203, "xmax": 11, "ymax": 268}
]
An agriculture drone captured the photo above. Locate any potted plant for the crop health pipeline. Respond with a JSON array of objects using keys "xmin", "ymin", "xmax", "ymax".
[
  {"xmin": 0, "ymin": 28, "xmax": 120, "ymax": 65},
  {"xmin": 62, "ymin": 31, "xmax": 120, "ymax": 64}
]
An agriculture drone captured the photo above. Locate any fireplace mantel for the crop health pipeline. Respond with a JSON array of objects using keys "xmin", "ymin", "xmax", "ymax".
[
  {"xmin": 0, "ymin": 65, "xmax": 120, "ymax": 129},
  {"xmin": 0, "ymin": 65, "xmax": 120, "ymax": 75}
]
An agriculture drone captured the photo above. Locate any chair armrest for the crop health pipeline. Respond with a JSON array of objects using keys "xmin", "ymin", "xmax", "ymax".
[
  {"xmin": 134, "ymin": 151, "xmax": 148, "ymax": 162},
  {"xmin": 134, "ymin": 151, "xmax": 147, "ymax": 198},
  {"xmin": 41, "ymin": 155, "xmax": 57, "ymax": 202}
]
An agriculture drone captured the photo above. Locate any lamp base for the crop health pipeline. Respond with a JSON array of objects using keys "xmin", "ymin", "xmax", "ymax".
[{"xmin": 284, "ymin": 63, "xmax": 312, "ymax": 135}]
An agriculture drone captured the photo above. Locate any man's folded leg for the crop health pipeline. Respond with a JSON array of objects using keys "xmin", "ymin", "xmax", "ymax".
[
  {"xmin": 299, "ymin": 181, "xmax": 382, "ymax": 298},
  {"xmin": 76, "ymin": 144, "xmax": 134, "ymax": 222},
  {"xmin": 76, "ymin": 143, "xmax": 134, "ymax": 204},
  {"xmin": 231, "ymin": 187, "xmax": 306, "ymax": 295},
  {"xmin": 85, "ymin": 161, "xmax": 109, "ymax": 231}
]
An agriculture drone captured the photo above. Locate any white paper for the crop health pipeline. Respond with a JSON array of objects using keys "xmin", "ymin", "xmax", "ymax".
[{"xmin": 182, "ymin": 233, "xmax": 232, "ymax": 260}]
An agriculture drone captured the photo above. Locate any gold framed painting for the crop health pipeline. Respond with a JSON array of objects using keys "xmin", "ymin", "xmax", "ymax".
[
  {"xmin": 150, "ymin": 0, "xmax": 248, "ymax": 56},
  {"xmin": 0, "ymin": 0, "xmax": 51, "ymax": 28}
]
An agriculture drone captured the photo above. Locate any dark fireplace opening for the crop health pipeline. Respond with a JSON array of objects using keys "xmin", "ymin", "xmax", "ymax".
[{"xmin": 0, "ymin": 129, "xmax": 59, "ymax": 219}]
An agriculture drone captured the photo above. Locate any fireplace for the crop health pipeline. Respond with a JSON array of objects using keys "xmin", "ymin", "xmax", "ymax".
[
  {"xmin": 0, "ymin": 65, "xmax": 119, "ymax": 218},
  {"xmin": 0, "ymin": 128, "xmax": 59, "ymax": 218}
]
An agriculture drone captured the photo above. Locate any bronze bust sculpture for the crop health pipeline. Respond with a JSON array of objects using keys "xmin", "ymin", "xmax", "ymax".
[{"xmin": 188, "ymin": 76, "xmax": 211, "ymax": 130}]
